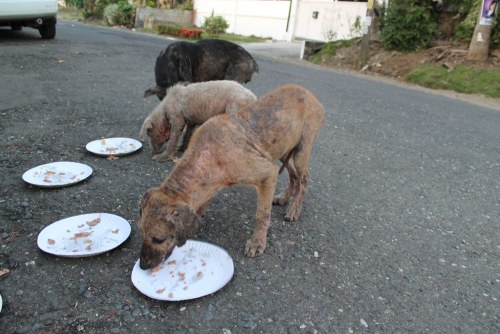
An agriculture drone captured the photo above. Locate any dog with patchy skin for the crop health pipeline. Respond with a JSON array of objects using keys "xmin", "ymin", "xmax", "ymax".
[
  {"xmin": 140, "ymin": 80, "xmax": 257, "ymax": 162},
  {"xmin": 138, "ymin": 84, "xmax": 325, "ymax": 270}
]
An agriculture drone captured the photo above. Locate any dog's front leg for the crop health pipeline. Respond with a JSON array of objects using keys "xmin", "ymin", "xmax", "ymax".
[
  {"xmin": 153, "ymin": 116, "xmax": 186, "ymax": 162},
  {"xmin": 179, "ymin": 124, "xmax": 196, "ymax": 152},
  {"xmin": 244, "ymin": 164, "xmax": 279, "ymax": 257}
]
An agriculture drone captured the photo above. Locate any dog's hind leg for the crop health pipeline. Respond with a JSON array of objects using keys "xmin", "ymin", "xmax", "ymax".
[
  {"xmin": 273, "ymin": 157, "xmax": 299, "ymax": 206},
  {"xmin": 244, "ymin": 161, "xmax": 280, "ymax": 257}
]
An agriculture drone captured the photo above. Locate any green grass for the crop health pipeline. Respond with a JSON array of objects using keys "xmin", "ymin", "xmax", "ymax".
[
  {"xmin": 206, "ymin": 33, "xmax": 269, "ymax": 43},
  {"xmin": 310, "ymin": 38, "xmax": 359, "ymax": 64},
  {"xmin": 407, "ymin": 64, "xmax": 500, "ymax": 98}
]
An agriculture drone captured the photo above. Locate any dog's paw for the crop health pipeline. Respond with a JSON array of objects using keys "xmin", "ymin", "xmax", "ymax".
[
  {"xmin": 273, "ymin": 194, "xmax": 288, "ymax": 206},
  {"xmin": 284, "ymin": 204, "xmax": 302, "ymax": 221},
  {"xmin": 244, "ymin": 239, "xmax": 266, "ymax": 257},
  {"xmin": 152, "ymin": 154, "xmax": 170, "ymax": 163}
]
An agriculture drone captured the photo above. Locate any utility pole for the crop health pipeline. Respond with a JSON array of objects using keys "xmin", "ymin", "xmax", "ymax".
[
  {"xmin": 467, "ymin": 0, "xmax": 497, "ymax": 62},
  {"xmin": 359, "ymin": 0, "xmax": 375, "ymax": 69}
]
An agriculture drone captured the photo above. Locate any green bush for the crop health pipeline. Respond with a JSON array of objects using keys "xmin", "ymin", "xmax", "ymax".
[
  {"xmin": 157, "ymin": 25, "xmax": 181, "ymax": 37},
  {"xmin": 103, "ymin": 4, "xmax": 120, "ymax": 25},
  {"xmin": 381, "ymin": 0, "xmax": 437, "ymax": 51},
  {"xmin": 203, "ymin": 12, "xmax": 229, "ymax": 37},
  {"xmin": 103, "ymin": 1, "xmax": 133, "ymax": 27}
]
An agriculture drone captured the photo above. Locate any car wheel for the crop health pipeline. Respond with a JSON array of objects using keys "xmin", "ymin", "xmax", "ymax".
[
  {"xmin": 11, "ymin": 25, "xmax": 22, "ymax": 31},
  {"xmin": 39, "ymin": 24, "xmax": 56, "ymax": 39}
]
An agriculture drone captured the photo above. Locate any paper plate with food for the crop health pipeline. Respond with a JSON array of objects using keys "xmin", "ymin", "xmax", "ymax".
[
  {"xmin": 86, "ymin": 137, "xmax": 142, "ymax": 156},
  {"xmin": 37, "ymin": 213, "xmax": 131, "ymax": 257},
  {"xmin": 131, "ymin": 240, "xmax": 234, "ymax": 301},
  {"xmin": 22, "ymin": 161, "xmax": 93, "ymax": 188}
]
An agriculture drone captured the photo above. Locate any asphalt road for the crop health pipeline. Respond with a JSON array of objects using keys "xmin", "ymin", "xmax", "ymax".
[{"xmin": 0, "ymin": 21, "xmax": 499, "ymax": 333}]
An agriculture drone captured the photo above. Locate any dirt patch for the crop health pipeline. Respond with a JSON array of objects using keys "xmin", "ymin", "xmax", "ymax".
[{"xmin": 319, "ymin": 39, "xmax": 500, "ymax": 80}]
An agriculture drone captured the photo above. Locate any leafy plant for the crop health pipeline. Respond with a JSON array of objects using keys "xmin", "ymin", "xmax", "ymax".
[
  {"xmin": 180, "ymin": 0, "xmax": 193, "ymax": 11},
  {"xmin": 103, "ymin": 1, "xmax": 133, "ymax": 27},
  {"xmin": 103, "ymin": 4, "xmax": 120, "ymax": 25},
  {"xmin": 310, "ymin": 38, "xmax": 359, "ymax": 64},
  {"xmin": 157, "ymin": 24, "xmax": 181, "ymax": 37},
  {"xmin": 381, "ymin": 0, "xmax": 437, "ymax": 51},
  {"xmin": 203, "ymin": 11, "xmax": 229, "ymax": 37}
]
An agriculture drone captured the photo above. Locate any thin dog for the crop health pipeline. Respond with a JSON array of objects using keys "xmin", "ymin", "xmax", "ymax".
[
  {"xmin": 138, "ymin": 84, "xmax": 325, "ymax": 270},
  {"xmin": 140, "ymin": 80, "xmax": 257, "ymax": 162}
]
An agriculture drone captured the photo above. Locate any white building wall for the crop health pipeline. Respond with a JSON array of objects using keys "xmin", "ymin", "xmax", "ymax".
[
  {"xmin": 193, "ymin": 0, "xmax": 294, "ymax": 41},
  {"xmin": 193, "ymin": 0, "xmax": 367, "ymax": 42},
  {"xmin": 294, "ymin": 0, "xmax": 367, "ymax": 41}
]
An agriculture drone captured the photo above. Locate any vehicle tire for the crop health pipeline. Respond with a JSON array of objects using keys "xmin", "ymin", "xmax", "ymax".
[
  {"xmin": 11, "ymin": 25, "xmax": 22, "ymax": 31},
  {"xmin": 39, "ymin": 24, "xmax": 56, "ymax": 39}
]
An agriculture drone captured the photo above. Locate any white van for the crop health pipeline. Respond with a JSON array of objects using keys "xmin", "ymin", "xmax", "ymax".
[{"xmin": 0, "ymin": 0, "xmax": 58, "ymax": 39}]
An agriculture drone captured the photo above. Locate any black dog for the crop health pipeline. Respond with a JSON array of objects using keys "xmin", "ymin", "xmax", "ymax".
[{"xmin": 144, "ymin": 39, "xmax": 259, "ymax": 100}]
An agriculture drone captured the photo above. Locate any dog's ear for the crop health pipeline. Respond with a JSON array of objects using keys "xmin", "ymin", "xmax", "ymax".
[
  {"xmin": 139, "ymin": 118, "xmax": 154, "ymax": 140},
  {"xmin": 167, "ymin": 205, "xmax": 201, "ymax": 247}
]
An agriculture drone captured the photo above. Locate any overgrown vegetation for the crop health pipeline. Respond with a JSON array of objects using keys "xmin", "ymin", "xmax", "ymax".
[
  {"xmin": 103, "ymin": 1, "xmax": 133, "ymax": 27},
  {"xmin": 310, "ymin": 38, "xmax": 358, "ymax": 64},
  {"xmin": 380, "ymin": 0, "xmax": 437, "ymax": 51},
  {"xmin": 202, "ymin": 11, "xmax": 229, "ymax": 37},
  {"xmin": 407, "ymin": 64, "xmax": 500, "ymax": 98},
  {"xmin": 379, "ymin": 0, "xmax": 499, "ymax": 51}
]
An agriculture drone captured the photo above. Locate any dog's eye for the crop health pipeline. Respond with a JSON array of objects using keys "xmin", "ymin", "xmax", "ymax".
[{"xmin": 152, "ymin": 237, "xmax": 165, "ymax": 244}]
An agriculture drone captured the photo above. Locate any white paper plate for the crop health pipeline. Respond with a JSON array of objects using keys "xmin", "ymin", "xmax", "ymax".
[
  {"xmin": 131, "ymin": 240, "xmax": 234, "ymax": 301},
  {"xmin": 22, "ymin": 161, "xmax": 93, "ymax": 188},
  {"xmin": 37, "ymin": 213, "xmax": 131, "ymax": 257},
  {"xmin": 86, "ymin": 137, "xmax": 142, "ymax": 156}
]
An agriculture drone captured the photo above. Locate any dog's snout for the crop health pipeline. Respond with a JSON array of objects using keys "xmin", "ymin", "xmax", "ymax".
[{"xmin": 139, "ymin": 259, "xmax": 150, "ymax": 270}]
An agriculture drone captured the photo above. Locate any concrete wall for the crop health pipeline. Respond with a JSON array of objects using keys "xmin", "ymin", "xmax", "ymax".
[
  {"xmin": 135, "ymin": 8, "xmax": 193, "ymax": 28},
  {"xmin": 193, "ymin": 0, "xmax": 294, "ymax": 41},
  {"xmin": 294, "ymin": 0, "xmax": 367, "ymax": 41},
  {"xmin": 193, "ymin": 0, "xmax": 367, "ymax": 42}
]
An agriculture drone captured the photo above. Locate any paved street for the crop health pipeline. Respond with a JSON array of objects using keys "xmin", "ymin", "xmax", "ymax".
[{"xmin": 0, "ymin": 21, "xmax": 499, "ymax": 333}]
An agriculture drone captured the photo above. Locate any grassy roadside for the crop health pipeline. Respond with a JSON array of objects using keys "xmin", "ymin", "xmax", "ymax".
[
  {"xmin": 407, "ymin": 65, "xmax": 500, "ymax": 98},
  {"xmin": 57, "ymin": 6, "xmax": 268, "ymax": 43}
]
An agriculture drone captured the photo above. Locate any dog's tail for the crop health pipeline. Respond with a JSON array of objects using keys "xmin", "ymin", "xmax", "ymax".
[{"xmin": 144, "ymin": 85, "xmax": 164, "ymax": 99}]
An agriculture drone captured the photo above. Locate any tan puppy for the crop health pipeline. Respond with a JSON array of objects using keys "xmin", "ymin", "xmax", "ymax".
[
  {"xmin": 140, "ymin": 80, "xmax": 257, "ymax": 162},
  {"xmin": 138, "ymin": 84, "xmax": 325, "ymax": 270}
]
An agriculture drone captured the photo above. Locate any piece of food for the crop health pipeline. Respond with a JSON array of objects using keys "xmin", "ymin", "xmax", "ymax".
[
  {"xmin": 86, "ymin": 218, "xmax": 101, "ymax": 226},
  {"xmin": 47, "ymin": 239, "xmax": 56, "ymax": 245},
  {"xmin": 156, "ymin": 288, "xmax": 165, "ymax": 294},
  {"xmin": 70, "ymin": 231, "xmax": 93, "ymax": 240}
]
